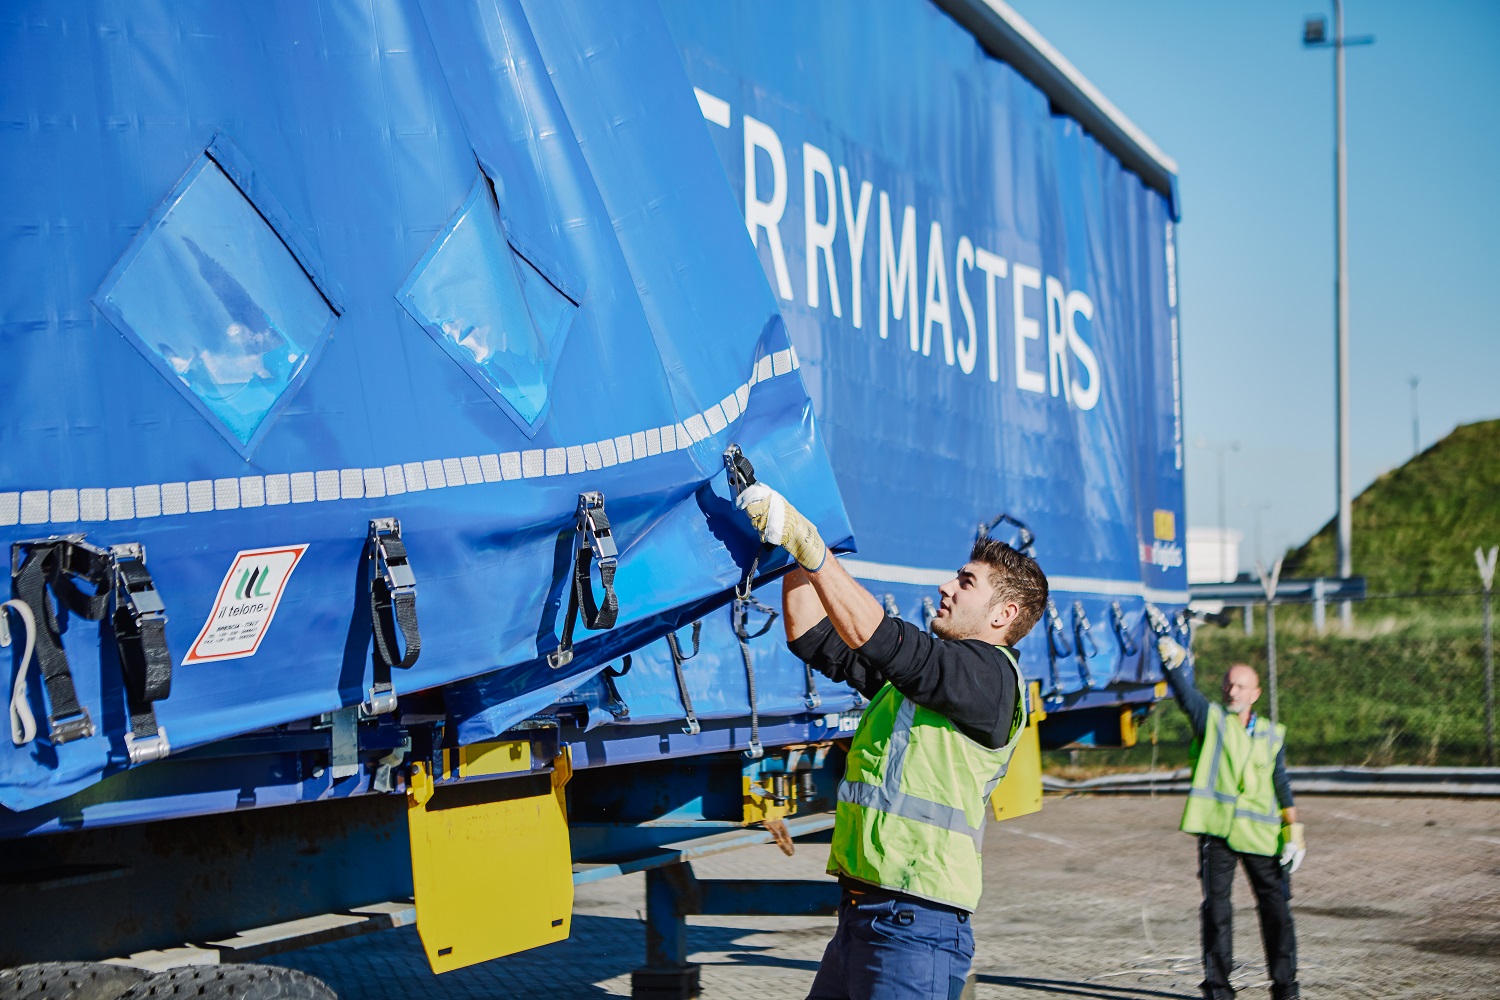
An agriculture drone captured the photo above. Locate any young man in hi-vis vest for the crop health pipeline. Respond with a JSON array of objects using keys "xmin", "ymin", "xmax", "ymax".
[
  {"xmin": 736, "ymin": 481, "xmax": 1047, "ymax": 1000},
  {"xmin": 1157, "ymin": 637, "xmax": 1307, "ymax": 1000}
]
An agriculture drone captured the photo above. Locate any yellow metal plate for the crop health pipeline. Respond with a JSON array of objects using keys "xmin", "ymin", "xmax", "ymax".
[
  {"xmin": 991, "ymin": 719, "xmax": 1043, "ymax": 821},
  {"xmin": 407, "ymin": 750, "xmax": 573, "ymax": 973},
  {"xmin": 459, "ymin": 739, "xmax": 531, "ymax": 778}
]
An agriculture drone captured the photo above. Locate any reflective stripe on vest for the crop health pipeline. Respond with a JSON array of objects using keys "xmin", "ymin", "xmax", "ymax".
[
  {"xmin": 837, "ymin": 696, "xmax": 995, "ymax": 850},
  {"xmin": 1181, "ymin": 703, "xmax": 1286, "ymax": 855},
  {"xmin": 829, "ymin": 645, "xmax": 1030, "ymax": 910}
]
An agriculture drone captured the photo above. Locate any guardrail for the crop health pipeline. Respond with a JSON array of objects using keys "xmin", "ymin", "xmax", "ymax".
[{"xmin": 1042, "ymin": 765, "xmax": 1500, "ymax": 797}]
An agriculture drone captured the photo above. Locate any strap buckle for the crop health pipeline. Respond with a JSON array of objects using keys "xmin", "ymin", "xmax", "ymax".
[
  {"xmin": 362, "ymin": 683, "xmax": 399, "ymax": 719},
  {"xmin": 365, "ymin": 518, "xmax": 420, "ymax": 716},
  {"xmin": 1110, "ymin": 601, "xmax": 1138, "ymax": 656},
  {"xmin": 1143, "ymin": 602, "xmax": 1172, "ymax": 637},
  {"xmin": 124, "ymin": 727, "xmax": 171, "ymax": 765},
  {"xmin": 48, "ymin": 710, "xmax": 95, "ymax": 744},
  {"xmin": 111, "ymin": 544, "xmax": 166, "ymax": 622},
  {"xmin": 576, "ymin": 493, "xmax": 618, "ymax": 568},
  {"xmin": 548, "ymin": 493, "xmax": 622, "ymax": 670},
  {"xmin": 369, "ymin": 519, "xmax": 416, "ymax": 594}
]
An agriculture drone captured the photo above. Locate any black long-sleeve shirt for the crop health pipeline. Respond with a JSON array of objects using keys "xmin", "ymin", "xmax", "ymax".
[
  {"xmin": 788, "ymin": 616, "xmax": 1019, "ymax": 749},
  {"xmin": 1163, "ymin": 661, "xmax": 1294, "ymax": 809}
]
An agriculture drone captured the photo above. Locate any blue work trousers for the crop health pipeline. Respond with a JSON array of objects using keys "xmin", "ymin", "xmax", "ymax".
[{"xmin": 806, "ymin": 890, "xmax": 974, "ymax": 1000}]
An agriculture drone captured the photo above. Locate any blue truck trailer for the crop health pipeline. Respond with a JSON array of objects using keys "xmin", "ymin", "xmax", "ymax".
[{"xmin": 0, "ymin": 1, "xmax": 1188, "ymax": 995}]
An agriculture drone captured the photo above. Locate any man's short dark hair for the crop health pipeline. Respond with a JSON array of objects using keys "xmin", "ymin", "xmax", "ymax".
[{"xmin": 969, "ymin": 536, "xmax": 1048, "ymax": 641}]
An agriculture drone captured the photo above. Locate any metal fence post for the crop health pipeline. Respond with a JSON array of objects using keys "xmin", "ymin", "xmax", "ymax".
[
  {"xmin": 1312, "ymin": 577, "xmax": 1326, "ymax": 635},
  {"xmin": 1478, "ymin": 546, "xmax": 1497, "ymax": 766},
  {"xmin": 1258, "ymin": 558, "xmax": 1284, "ymax": 727},
  {"xmin": 1243, "ymin": 603, "xmax": 1254, "ymax": 636}
]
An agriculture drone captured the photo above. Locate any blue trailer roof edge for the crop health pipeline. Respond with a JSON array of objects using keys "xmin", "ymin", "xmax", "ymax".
[{"xmin": 933, "ymin": 0, "xmax": 1182, "ymax": 220}]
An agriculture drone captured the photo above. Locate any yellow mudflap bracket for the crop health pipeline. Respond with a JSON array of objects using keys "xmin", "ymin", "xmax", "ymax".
[
  {"xmin": 743, "ymin": 774, "xmax": 796, "ymax": 825},
  {"xmin": 991, "ymin": 682, "xmax": 1044, "ymax": 821},
  {"xmin": 407, "ymin": 744, "xmax": 574, "ymax": 973}
]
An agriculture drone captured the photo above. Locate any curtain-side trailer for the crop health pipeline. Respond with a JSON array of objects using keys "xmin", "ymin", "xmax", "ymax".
[{"xmin": 0, "ymin": 2, "xmax": 1186, "ymax": 997}]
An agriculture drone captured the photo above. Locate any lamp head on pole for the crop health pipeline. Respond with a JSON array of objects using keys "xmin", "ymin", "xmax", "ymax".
[{"xmin": 1303, "ymin": 16, "xmax": 1328, "ymax": 46}]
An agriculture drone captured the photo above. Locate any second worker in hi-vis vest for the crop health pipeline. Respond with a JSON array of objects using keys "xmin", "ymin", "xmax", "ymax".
[
  {"xmin": 1157, "ymin": 637, "xmax": 1307, "ymax": 1000},
  {"xmin": 736, "ymin": 479, "xmax": 1048, "ymax": 1000}
]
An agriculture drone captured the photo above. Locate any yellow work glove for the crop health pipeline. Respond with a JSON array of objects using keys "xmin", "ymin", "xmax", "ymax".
[
  {"xmin": 1279, "ymin": 822, "xmax": 1306, "ymax": 873},
  {"xmin": 735, "ymin": 483, "xmax": 826, "ymax": 572},
  {"xmin": 1157, "ymin": 636, "xmax": 1188, "ymax": 669}
]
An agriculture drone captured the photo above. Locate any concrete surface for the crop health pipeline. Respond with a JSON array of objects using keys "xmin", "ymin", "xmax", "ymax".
[{"xmin": 260, "ymin": 794, "xmax": 1500, "ymax": 998}]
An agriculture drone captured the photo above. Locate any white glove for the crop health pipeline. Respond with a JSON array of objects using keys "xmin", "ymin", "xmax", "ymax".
[
  {"xmin": 735, "ymin": 483, "xmax": 826, "ymax": 572},
  {"xmin": 1157, "ymin": 636, "xmax": 1188, "ymax": 670},
  {"xmin": 1280, "ymin": 822, "xmax": 1306, "ymax": 873}
]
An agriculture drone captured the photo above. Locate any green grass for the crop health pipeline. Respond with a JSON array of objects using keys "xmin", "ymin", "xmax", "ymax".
[
  {"xmin": 1282, "ymin": 418, "xmax": 1500, "ymax": 597},
  {"xmin": 1044, "ymin": 609, "xmax": 1494, "ymax": 774},
  {"xmin": 1043, "ymin": 419, "xmax": 1499, "ymax": 775}
]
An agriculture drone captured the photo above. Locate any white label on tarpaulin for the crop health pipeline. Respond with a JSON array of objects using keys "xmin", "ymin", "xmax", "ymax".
[{"xmin": 184, "ymin": 544, "xmax": 308, "ymax": 664}]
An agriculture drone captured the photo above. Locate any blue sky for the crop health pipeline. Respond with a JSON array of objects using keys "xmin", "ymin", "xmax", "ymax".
[{"xmin": 1009, "ymin": 0, "xmax": 1500, "ymax": 570}]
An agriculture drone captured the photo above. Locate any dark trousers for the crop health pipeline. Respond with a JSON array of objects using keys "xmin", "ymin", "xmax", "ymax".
[
  {"xmin": 1198, "ymin": 835, "xmax": 1298, "ymax": 1000},
  {"xmin": 806, "ymin": 889, "xmax": 974, "ymax": 1000}
]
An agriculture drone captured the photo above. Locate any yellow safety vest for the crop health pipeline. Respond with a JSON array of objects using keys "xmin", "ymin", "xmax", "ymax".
[
  {"xmin": 1180, "ymin": 703, "xmax": 1286, "ymax": 856},
  {"xmin": 828, "ymin": 647, "xmax": 1026, "ymax": 911}
]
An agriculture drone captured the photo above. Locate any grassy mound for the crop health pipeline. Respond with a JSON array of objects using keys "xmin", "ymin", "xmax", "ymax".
[{"xmin": 1282, "ymin": 418, "xmax": 1500, "ymax": 595}]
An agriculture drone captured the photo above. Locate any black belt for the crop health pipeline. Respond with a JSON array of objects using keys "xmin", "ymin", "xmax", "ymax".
[
  {"xmin": 364, "ymin": 518, "xmax": 421, "ymax": 717},
  {"xmin": 666, "ymin": 621, "xmax": 702, "ymax": 735},
  {"xmin": 10, "ymin": 536, "xmax": 174, "ymax": 762},
  {"xmin": 549, "ymin": 492, "xmax": 620, "ymax": 669},
  {"xmin": 112, "ymin": 548, "xmax": 173, "ymax": 762},
  {"xmin": 11, "ymin": 538, "xmax": 112, "ymax": 745}
]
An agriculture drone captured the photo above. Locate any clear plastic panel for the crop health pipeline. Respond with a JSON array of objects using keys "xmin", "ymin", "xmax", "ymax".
[
  {"xmin": 399, "ymin": 177, "xmax": 576, "ymax": 434},
  {"xmin": 99, "ymin": 157, "xmax": 334, "ymax": 451}
]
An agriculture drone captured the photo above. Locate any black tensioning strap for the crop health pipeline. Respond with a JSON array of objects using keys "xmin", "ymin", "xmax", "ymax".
[
  {"xmin": 551, "ymin": 493, "xmax": 620, "ymax": 669},
  {"xmin": 12, "ymin": 543, "xmax": 111, "ymax": 743},
  {"xmin": 112, "ymin": 557, "xmax": 173, "ymax": 750},
  {"xmin": 733, "ymin": 595, "xmax": 778, "ymax": 759},
  {"xmin": 366, "ymin": 522, "xmax": 421, "ymax": 716},
  {"xmin": 1110, "ymin": 601, "xmax": 1138, "ymax": 656},
  {"xmin": 601, "ymin": 655, "xmax": 632, "ymax": 720},
  {"xmin": 666, "ymin": 621, "xmax": 702, "ymax": 735},
  {"xmin": 371, "ymin": 541, "xmax": 421, "ymax": 671},
  {"xmin": 1072, "ymin": 601, "xmax": 1099, "ymax": 687}
]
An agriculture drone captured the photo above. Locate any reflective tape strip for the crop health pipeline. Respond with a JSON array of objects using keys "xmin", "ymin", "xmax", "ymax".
[
  {"xmin": 839, "ymin": 779, "xmax": 984, "ymax": 851},
  {"xmin": 850, "ymin": 650, "xmax": 1026, "ymax": 851},
  {"xmin": 0, "ymin": 357, "xmax": 800, "ymax": 526},
  {"xmin": 1234, "ymin": 804, "xmax": 1282, "ymax": 825}
]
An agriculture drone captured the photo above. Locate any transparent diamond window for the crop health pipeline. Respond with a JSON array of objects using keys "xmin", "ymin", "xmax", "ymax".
[
  {"xmin": 96, "ymin": 152, "xmax": 337, "ymax": 457},
  {"xmin": 398, "ymin": 175, "xmax": 578, "ymax": 437}
]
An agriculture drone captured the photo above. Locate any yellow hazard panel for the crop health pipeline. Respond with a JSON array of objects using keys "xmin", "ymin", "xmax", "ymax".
[
  {"xmin": 991, "ymin": 714, "xmax": 1043, "ymax": 822},
  {"xmin": 407, "ymin": 749, "xmax": 573, "ymax": 973}
]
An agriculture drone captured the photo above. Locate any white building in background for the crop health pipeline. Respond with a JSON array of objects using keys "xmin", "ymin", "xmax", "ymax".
[{"xmin": 1187, "ymin": 526, "xmax": 1242, "ymax": 584}]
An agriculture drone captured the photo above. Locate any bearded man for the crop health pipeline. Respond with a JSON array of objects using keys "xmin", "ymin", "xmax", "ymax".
[{"xmin": 736, "ymin": 480, "xmax": 1048, "ymax": 1000}]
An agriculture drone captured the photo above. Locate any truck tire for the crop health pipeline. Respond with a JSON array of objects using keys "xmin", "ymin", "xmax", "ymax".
[
  {"xmin": 119, "ymin": 965, "xmax": 336, "ymax": 1000},
  {"xmin": 0, "ymin": 962, "xmax": 151, "ymax": 1000}
]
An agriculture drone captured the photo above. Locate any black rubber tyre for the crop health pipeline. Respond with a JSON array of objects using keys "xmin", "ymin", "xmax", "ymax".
[
  {"xmin": 119, "ymin": 964, "xmax": 336, "ymax": 1000},
  {"xmin": 0, "ymin": 962, "xmax": 152, "ymax": 1000}
]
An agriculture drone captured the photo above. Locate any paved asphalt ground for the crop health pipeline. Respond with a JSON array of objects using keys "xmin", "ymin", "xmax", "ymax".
[{"xmin": 262, "ymin": 794, "xmax": 1499, "ymax": 999}]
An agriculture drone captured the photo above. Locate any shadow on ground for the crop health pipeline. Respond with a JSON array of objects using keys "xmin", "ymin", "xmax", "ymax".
[
  {"xmin": 973, "ymin": 975, "xmax": 1197, "ymax": 1000},
  {"xmin": 259, "ymin": 913, "xmax": 788, "ymax": 999}
]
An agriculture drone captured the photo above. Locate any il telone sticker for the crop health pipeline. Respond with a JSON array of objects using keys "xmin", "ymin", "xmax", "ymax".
[{"xmin": 184, "ymin": 544, "xmax": 309, "ymax": 664}]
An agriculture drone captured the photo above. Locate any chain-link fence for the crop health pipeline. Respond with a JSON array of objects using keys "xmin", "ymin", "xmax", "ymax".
[{"xmin": 1045, "ymin": 588, "xmax": 1497, "ymax": 774}]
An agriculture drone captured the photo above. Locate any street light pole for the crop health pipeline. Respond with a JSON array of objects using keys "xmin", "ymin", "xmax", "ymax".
[
  {"xmin": 1410, "ymin": 376, "xmax": 1420, "ymax": 456},
  {"xmin": 1305, "ymin": 5, "xmax": 1372, "ymax": 630},
  {"xmin": 1334, "ymin": 0, "xmax": 1352, "ymax": 629}
]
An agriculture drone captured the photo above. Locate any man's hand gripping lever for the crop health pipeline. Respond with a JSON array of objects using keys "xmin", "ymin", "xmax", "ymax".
[{"xmin": 726, "ymin": 445, "xmax": 826, "ymax": 573}]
